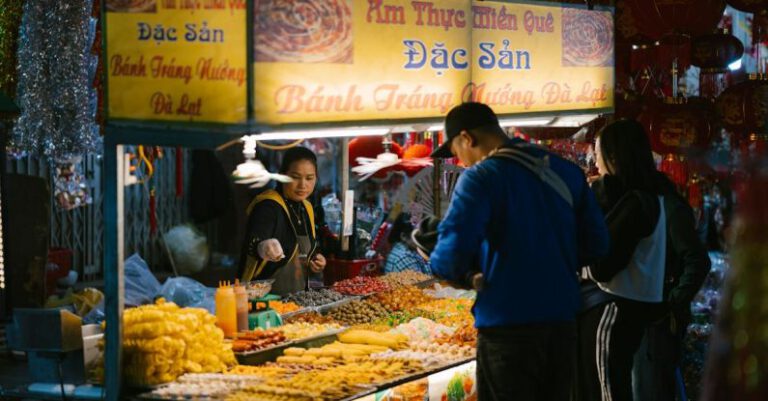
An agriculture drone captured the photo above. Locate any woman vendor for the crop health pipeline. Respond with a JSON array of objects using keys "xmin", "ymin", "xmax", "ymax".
[{"xmin": 238, "ymin": 147, "xmax": 327, "ymax": 295}]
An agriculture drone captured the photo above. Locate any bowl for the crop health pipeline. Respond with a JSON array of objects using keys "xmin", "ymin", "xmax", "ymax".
[{"xmin": 245, "ymin": 280, "xmax": 274, "ymax": 299}]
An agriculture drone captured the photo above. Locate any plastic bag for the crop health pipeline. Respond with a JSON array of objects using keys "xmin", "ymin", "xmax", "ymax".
[
  {"xmin": 158, "ymin": 277, "xmax": 216, "ymax": 314},
  {"xmin": 124, "ymin": 253, "xmax": 161, "ymax": 306},
  {"xmin": 163, "ymin": 225, "xmax": 210, "ymax": 275}
]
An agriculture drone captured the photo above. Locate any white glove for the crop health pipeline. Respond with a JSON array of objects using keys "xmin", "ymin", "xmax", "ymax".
[{"xmin": 257, "ymin": 239, "xmax": 285, "ymax": 262}]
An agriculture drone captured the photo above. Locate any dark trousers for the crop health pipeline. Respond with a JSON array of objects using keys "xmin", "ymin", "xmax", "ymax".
[
  {"xmin": 477, "ymin": 322, "xmax": 577, "ymax": 401},
  {"xmin": 632, "ymin": 316, "xmax": 682, "ymax": 401},
  {"xmin": 577, "ymin": 300, "xmax": 665, "ymax": 401}
]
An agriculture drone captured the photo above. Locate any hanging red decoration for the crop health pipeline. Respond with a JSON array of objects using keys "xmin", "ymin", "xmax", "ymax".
[
  {"xmin": 715, "ymin": 76, "xmax": 768, "ymax": 135},
  {"xmin": 349, "ymin": 136, "xmax": 404, "ymax": 180},
  {"xmin": 401, "ymin": 143, "xmax": 432, "ymax": 176},
  {"xmin": 691, "ymin": 32, "xmax": 744, "ymax": 73},
  {"xmin": 626, "ymin": 0, "xmax": 727, "ymax": 41},
  {"xmin": 659, "ymin": 154, "xmax": 690, "ymax": 189},
  {"xmin": 638, "ymin": 98, "xmax": 715, "ymax": 155}
]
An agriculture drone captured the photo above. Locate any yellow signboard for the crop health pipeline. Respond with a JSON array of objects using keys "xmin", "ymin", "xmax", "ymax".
[
  {"xmin": 253, "ymin": 0, "xmax": 472, "ymax": 125},
  {"xmin": 469, "ymin": 1, "xmax": 614, "ymax": 114},
  {"xmin": 253, "ymin": 0, "xmax": 614, "ymax": 125},
  {"xmin": 106, "ymin": 0, "xmax": 247, "ymax": 124}
]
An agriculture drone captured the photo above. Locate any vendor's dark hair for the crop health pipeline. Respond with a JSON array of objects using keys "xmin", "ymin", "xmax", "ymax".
[
  {"xmin": 279, "ymin": 146, "xmax": 318, "ymax": 175},
  {"xmin": 597, "ymin": 119, "xmax": 666, "ymax": 194}
]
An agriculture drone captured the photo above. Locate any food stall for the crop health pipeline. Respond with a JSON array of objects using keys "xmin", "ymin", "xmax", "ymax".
[{"xmin": 99, "ymin": 0, "xmax": 615, "ymax": 400}]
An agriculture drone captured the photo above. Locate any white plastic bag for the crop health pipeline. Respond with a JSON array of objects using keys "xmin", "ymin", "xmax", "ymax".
[{"xmin": 163, "ymin": 225, "xmax": 210, "ymax": 275}]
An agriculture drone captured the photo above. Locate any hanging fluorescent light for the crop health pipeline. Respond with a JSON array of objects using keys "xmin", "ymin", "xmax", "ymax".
[
  {"xmin": 249, "ymin": 127, "xmax": 389, "ymax": 141},
  {"xmin": 551, "ymin": 114, "xmax": 599, "ymax": 127},
  {"xmin": 427, "ymin": 125, "xmax": 443, "ymax": 132},
  {"xmin": 499, "ymin": 118, "xmax": 553, "ymax": 127},
  {"xmin": 232, "ymin": 136, "xmax": 293, "ymax": 188}
]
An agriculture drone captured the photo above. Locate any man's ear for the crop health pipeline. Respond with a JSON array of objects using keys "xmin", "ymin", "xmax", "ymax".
[{"xmin": 459, "ymin": 130, "xmax": 476, "ymax": 147}]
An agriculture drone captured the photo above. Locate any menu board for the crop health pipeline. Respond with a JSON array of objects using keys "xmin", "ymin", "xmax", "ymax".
[{"xmin": 106, "ymin": 0, "xmax": 247, "ymax": 123}]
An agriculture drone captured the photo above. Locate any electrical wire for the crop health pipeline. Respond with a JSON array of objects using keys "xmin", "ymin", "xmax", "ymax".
[
  {"xmin": 58, "ymin": 356, "xmax": 67, "ymax": 401},
  {"xmin": 255, "ymin": 139, "xmax": 303, "ymax": 150}
]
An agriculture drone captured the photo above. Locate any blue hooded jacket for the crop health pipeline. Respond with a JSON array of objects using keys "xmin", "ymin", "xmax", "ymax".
[{"xmin": 430, "ymin": 139, "xmax": 609, "ymax": 328}]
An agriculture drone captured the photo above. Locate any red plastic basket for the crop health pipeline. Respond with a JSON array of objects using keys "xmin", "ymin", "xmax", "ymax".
[
  {"xmin": 46, "ymin": 248, "xmax": 73, "ymax": 295},
  {"xmin": 323, "ymin": 256, "xmax": 384, "ymax": 286}
]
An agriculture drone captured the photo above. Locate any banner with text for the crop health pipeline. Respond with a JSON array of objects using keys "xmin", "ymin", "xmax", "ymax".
[
  {"xmin": 253, "ymin": 0, "xmax": 614, "ymax": 125},
  {"xmin": 106, "ymin": 0, "xmax": 247, "ymax": 123}
]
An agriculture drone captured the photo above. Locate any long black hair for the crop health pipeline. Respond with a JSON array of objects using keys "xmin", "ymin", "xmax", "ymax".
[{"xmin": 597, "ymin": 119, "xmax": 670, "ymax": 194}]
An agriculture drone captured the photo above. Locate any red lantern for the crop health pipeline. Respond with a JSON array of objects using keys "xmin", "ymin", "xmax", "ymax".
[
  {"xmin": 715, "ymin": 77, "xmax": 768, "ymax": 135},
  {"xmin": 726, "ymin": 0, "xmax": 768, "ymax": 13},
  {"xmin": 626, "ymin": 0, "xmax": 726, "ymax": 41},
  {"xmin": 638, "ymin": 98, "xmax": 715, "ymax": 155},
  {"xmin": 691, "ymin": 32, "xmax": 744, "ymax": 73},
  {"xmin": 401, "ymin": 143, "xmax": 432, "ymax": 176}
]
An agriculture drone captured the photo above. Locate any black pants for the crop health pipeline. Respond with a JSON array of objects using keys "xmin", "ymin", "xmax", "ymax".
[
  {"xmin": 632, "ymin": 315, "xmax": 683, "ymax": 401},
  {"xmin": 477, "ymin": 322, "xmax": 576, "ymax": 401},
  {"xmin": 577, "ymin": 300, "xmax": 665, "ymax": 401}
]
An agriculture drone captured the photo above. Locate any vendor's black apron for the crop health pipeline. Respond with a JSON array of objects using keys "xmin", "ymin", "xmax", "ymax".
[{"xmin": 271, "ymin": 235, "xmax": 311, "ymax": 296}]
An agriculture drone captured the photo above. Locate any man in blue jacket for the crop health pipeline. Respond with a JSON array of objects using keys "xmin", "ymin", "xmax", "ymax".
[{"xmin": 429, "ymin": 102, "xmax": 610, "ymax": 401}]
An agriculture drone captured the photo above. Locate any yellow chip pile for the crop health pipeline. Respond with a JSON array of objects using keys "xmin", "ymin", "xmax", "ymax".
[{"xmin": 118, "ymin": 298, "xmax": 237, "ymax": 386}]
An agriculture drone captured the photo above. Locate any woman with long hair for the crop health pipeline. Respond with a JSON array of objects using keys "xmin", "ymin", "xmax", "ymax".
[
  {"xmin": 578, "ymin": 119, "xmax": 672, "ymax": 400},
  {"xmin": 237, "ymin": 146, "xmax": 327, "ymax": 295}
]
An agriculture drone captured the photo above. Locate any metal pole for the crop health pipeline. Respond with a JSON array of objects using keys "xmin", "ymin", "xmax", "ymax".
[
  {"xmin": 104, "ymin": 139, "xmax": 125, "ymax": 401},
  {"xmin": 432, "ymin": 133, "xmax": 442, "ymax": 218},
  {"xmin": 340, "ymin": 137, "xmax": 350, "ymax": 252}
]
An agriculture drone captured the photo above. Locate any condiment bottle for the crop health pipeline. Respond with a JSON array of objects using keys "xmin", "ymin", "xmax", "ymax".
[
  {"xmin": 215, "ymin": 281, "xmax": 237, "ymax": 338},
  {"xmin": 233, "ymin": 279, "xmax": 249, "ymax": 333}
]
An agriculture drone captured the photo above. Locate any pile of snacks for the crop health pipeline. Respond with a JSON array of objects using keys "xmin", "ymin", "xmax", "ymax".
[
  {"xmin": 232, "ymin": 329, "xmax": 288, "ymax": 353},
  {"xmin": 332, "ymin": 276, "xmax": 390, "ymax": 295},
  {"xmin": 283, "ymin": 311, "xmax": 337, "ymax": 325},
  {"xmin": 327, "ymin": 300, "xmax": 389, "ymax": 325},
  {"xmin": 115, "ymin": 298, "xmax": 236, "ymax": 386},
  {"xmin": 371, "ymin": 350, "xmax": 447, "ymax": 369},
  {"xmin": 410, "ymin": 341, "xmax": 476, "ymax": 359},
  {"xmin": 229, "ymin": 359, "xmax": 422, "ymax": 401},
  {"xmin": 374, "ymin": 310, "xmax": 439, "ymax": 327},
  {"xmin": 277, "ymin": 322, "xmax": 343, "ymax": 341},
  {"xmin": 265, "ymin": 300, "xmax": 301, "ymax": 315},
  {"xmin": 436, "ymin": 324, "xmax": 478, "ymax": 348},
  {"xmin": 149, "ymin": 374, "xmax": 259, "ymax": 399},
  {"xmin": 284, "ymin": 289, "xmax": 345, "ymax": 307},
  {"xmin": 391, "ymin": 317, "xmax": 456, "ymax": 343},
  {"xmin": 416, "ymin": 298, "xmax": 474, "ymax": 316},
  {"xmin": 378, "ymin": 271, "xmax": 433, "ymax": 288},
  {"xmin": 372, "ymin": 286, "xmax": 434, "ymax": 312}
]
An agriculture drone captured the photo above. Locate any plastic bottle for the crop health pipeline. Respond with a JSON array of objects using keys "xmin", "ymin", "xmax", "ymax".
[
  {"xmin": 233, "ymin": 280, "xmax": 249, "ymax": 333},
  {"xmin": 215, "ymin": 281, "xmax": 237, "ymax": 338}
]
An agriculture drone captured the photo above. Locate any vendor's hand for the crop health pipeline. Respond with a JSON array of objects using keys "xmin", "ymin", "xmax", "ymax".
[
  {"xmin": 257, "ymin": 239, "xmax": 285, "ymax": 262},
  {"xmin": 309, "ymin": 253, "xmax": 327, "ymax": 273}
]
